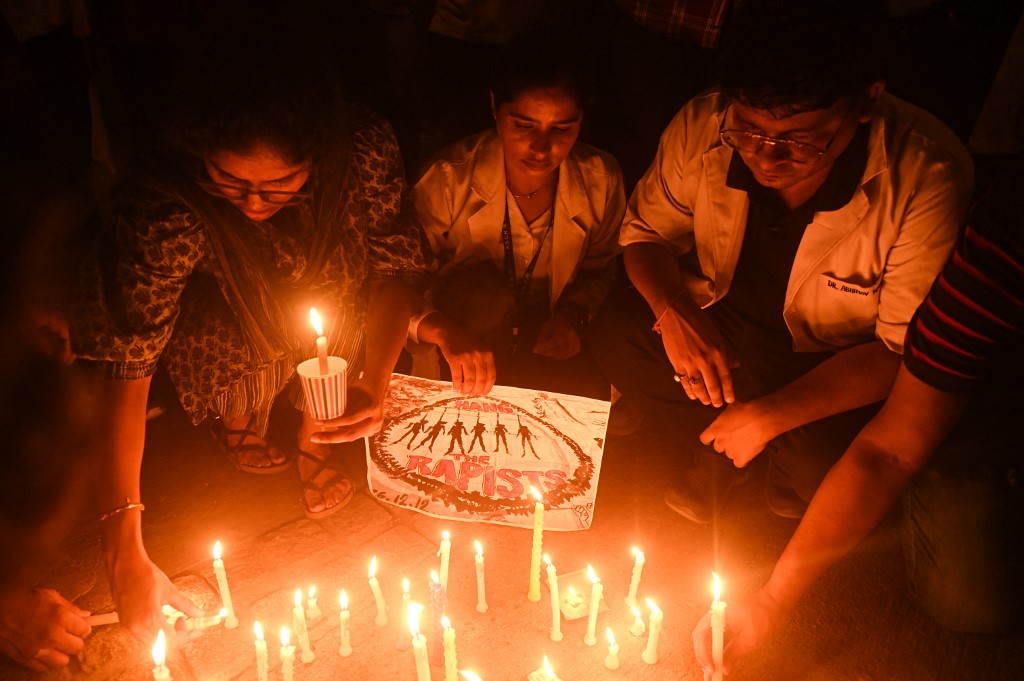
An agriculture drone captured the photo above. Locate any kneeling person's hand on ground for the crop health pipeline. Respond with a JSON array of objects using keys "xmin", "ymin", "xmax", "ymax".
[{"xmin": 0, "ymin": 586, "xmax": 91, "ymax": 671}]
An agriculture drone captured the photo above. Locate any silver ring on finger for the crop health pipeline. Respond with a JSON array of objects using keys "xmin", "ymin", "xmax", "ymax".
[{"xmin": 673, "ymin": 373, "xmax": 687, "ymax": 383}]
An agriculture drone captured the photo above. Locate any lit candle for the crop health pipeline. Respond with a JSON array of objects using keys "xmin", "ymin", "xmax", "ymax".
[
  {"xmin": 368, "ymin": 556, "xmax": 389, "ymax": 626},
  {"xmin": 292, "ymin": 588, "xmax": 315, "ymax": 663},
  {"xmin": 338, "ymin": 590, "xmax": 352, "ymax": 657},
  {"xmin": 279, "ymin": 627, "xmax": 295, "ymax": 681},
  {"xmin": 542, "ymin": 655, "xmax": 561, "ymax": 681},
  {"xmin": 562, "ymin": 586, "xmax": 586, "ymax": 619},
  {"xmin": 629, "ymin": 606, "xmax": 646, "ymax": 637},
  {"xmin": 408, "ymin": 602, "xmax": 432, "ymax": 681},
  {"xmin": 253, "ymin": 621, "xmax": 268, "ymax": 681},
  {"xmin": 181, "ymin": 607, "xmax": 227, "ymax": 632},
  {"xmin": 306, "ymin": 586, "xmax": 321, "ymax": 620},
  {"xmin": 151, "ymin": 629, "xmax": 170, "ymax": 681},
  {"xmin": 429, "ymin": 570, "xmax": 447, "ymax": 664},
  {"xmin": 474, "ymin": 541, "xmax": 488, "ymax": 613},
  {"xmin": 583, "ymin": 564, "xmax": 603, "ymax": 646},
  {"xmin": 711, "ymin": 572, "xmax": 727, "ymax": 681},
  {"xmin": 543, "ymin": 555, "xmax": 562, "ymax": 641},
  {"xmin": 211, "ymin": 541, "xmax": 239, "ymax": 629},
  {"xmin": 441, "ymin": 615, "xmax": 458, "ymax": 681},
  {"xmin": 438, "ymin": 531, "xmax": 452, "ymax": 591},
  {"xmin": 641, "ymin": 598, "xmax": 663, "ymax": 665},
  {"xmin": 309, "ymin": 307, "xmax": 329, "ymax": 375},
  {"xmin": 604, "ymin": 627, "xmax": 620, "ymax": 670},
  {"xmin": 461, "ymin": 673, "xmax": 483, "ymax": 681},
  {"xmin": 528, "ymin": 487, "xmax": 544, "ymax": 602},
  {"xmin": 397, "ymin": 577, "xmax": 411, "ymax": 651},
  {"xmin": 624, "ymin": 547, "xmax": 645, "ymax": 608}
]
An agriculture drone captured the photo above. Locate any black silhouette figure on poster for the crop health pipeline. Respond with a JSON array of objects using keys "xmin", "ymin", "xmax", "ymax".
[
  {"xmin": 517, "ymin": 415, "xmax": 538, "ymax": 459},
  {"xmin": 414, "ymin": 408, "xmax": 448, "ymax": 452},
  {"xmin": 467, "ymin": 413, "xmax": 489, "ymax": 453},
  {"xmin": 392, "ymin": 414, "xmax": 430, "ymax": 446},
  {"xmin": 445, "ymin": 412, "xmax": 468, "ymax": 455},
  {"xmin": 493, "ymin": 414, "xmax": 510, "ymax": 454}
]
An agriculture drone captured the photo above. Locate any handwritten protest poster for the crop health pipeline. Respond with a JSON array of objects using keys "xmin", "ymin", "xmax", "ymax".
[{"xmin": 367, "ymin": 374, "xmax": 610, "ymax": 531}]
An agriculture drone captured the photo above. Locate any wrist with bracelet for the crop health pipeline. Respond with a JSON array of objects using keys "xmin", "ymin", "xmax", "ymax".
[
  {"xmin": 652, "ymin": 291, "xmax": 688, "ymax": 335},
  {"xmin": 99, "ymin": 497, "xmax": 145, "ymax": 523}
]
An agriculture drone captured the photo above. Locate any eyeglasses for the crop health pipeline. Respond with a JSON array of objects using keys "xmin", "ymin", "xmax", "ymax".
[
  {"xmin": 196, "ymin": 178, "xmax": 312, "ymax": 206},
  {"xmin": 718, "ymin": 105, "xmax": 854, "ymax": 165}
]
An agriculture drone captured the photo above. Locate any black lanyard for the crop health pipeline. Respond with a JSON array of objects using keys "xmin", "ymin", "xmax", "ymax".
[{"xmin": 501, "ymin": 197, "xmax": 555, "ymax": 353}]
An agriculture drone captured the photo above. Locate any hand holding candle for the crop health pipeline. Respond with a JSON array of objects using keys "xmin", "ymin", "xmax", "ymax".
[
  {"xmin": 152, "ymin": 630, "xmax": 171, "ymax": 681},
  {"xmin": 527, "ymin": 487, "xmax": 544, "ymax": 602},
  {"xmin": 543, "ymin": 555, "xmax": 562, "ymax": 641},
  {"xmin": 604, "ymin": 627, "xmax": 620, "ymax": 670},
  {"xmin": 211, "ymin": 541, "xmax": 239, "ymax": 629},
  {"xmin": 310, "ymin": 308, "xmax": 329, "ymax": 375},
  {"xmin": 474, "ymin": 541, "xmax": 488, "ymax": 613},
  {"xmin": 338, "ymin": 590, "xmax": 352, "ymax": 657},
  {"xmin": 625, "ymin": 547, "xmax": 645, "ymax": 608},
  {"xmin": 253, "ymin": 622, "xmax": 268, "ymax": 681},
  {"xmin": 583, "ymin": 564, "xmax": 603, "ymax": 646},
  {"xmin": 292, "ymin": 588, "xmax": 315, "ymax": 663},
  {"xmin": 280, "ymin": 627, "xmax": 296, "ymax": 681},
  {"xmin": 368, "ymin": 556, "xmax": 389, "ymax": 627},
  {"xmin": 642, "ymin": 598, "xmax": 663, "ymax": 665},
  {"xmin": 711, "ymin": 572, "xmax": 727, "ymax": 681}
]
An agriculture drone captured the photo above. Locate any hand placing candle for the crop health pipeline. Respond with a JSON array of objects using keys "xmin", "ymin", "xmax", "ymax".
[
  {"xmin": 583, "ymin": 564, "xmax": 603, "ymax": 646},
  {"xmin": 280, "ymin": 627, "xmax": 296, "ymax": 681},
  {"xmin": 338, "ymin": 590, "xmax": 352, "ymax": 657},
  {"xmin": 474, "ymin": 541, "xmax": 488, "ymax": 613},
  {"xmin": 212, "ymin": 541, "xmax": 239, "ymax": 629},
  {"xmin": 528, "ymin": 487, "xmax": 545, "ymax": 602},
  {"xmin": 711, "ymin": 572, "xmax": 727, "ymax": 681},
  {"xmin": 604, "ymin": 627, "xmax": 620, "ymax": 670},
  {"xmin": 642, "ymin": 598, "xmax": 663, "ymax": 665},
  {"xmin": 396, "ymin": 578, "xmax": 411, "ymax": 651},
  {"xmin": 441, "ymin": 615, "xmax": 458, "ymax": 681},
  {"xmin": 408, "ymin": 602, "xmax": 431, "ymax": 681},
  {"xmin": 369, "ymin": 556, "xmax": 389, "ymax": 626},
  {"xmin": 292, "ymin": 588, "xmax": 314, "ymax": 663},
  {"xmin": 254, "ymin": 621, "xmax": 269, "ymax": 681},
  {"xmin": 152, "ymin": 630, "xmax": 171, "ymax": 681},
  {"xmin": 310, "ymin": 307, "xmax": 329, "ymax": 375},
  {"xmin": 438, "ymin": 531, "xmax": 452, "ymax": 591},
  {"xmin": 543, "ymin": 555, "xmax": 562, "ymax": 641},
  {"xmin": 625, "ymin": 547, "xmax": 645, "ymax": 609}
]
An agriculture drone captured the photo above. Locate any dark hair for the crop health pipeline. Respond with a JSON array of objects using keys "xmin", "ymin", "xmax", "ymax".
[
  {"xmin": 491, "ymin": 27, "xmax": 596, "ymax": 112},
  {"xmin": 162, "ymin": 22, "xmax": 346, "ymax": 166},
  {"xmin": 718, "ymin": 0, "xmax": 889, "ymax": 115}
]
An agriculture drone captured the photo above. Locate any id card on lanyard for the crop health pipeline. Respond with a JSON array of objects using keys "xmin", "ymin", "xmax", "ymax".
[{"xmin": 500, "ymin": 199, "xmax": 554, "ymax": 358}]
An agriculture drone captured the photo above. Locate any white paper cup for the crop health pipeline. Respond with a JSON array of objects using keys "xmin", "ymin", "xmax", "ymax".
[{"xmin": 297, "ymin": 356, "xmax": 347, "ymax": 420}]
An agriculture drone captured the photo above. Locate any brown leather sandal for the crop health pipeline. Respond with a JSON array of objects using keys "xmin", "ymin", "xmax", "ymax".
[
  {"xmin": 209, "ymin": 415, "xmax": 293, "ymax": 475},
  {"xmin": 296, "ymin": 449, "xmax": 354, "ymax": 519}
]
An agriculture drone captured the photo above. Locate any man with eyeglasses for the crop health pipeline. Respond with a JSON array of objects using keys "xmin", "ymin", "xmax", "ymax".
[{"xmin": 588, "ymin": 1, "xmax": 973, "ymax": 523}]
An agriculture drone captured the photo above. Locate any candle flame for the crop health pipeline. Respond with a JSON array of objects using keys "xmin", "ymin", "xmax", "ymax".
[
  {"xmin": 309, "ymin": 308, "xmax": 324, "ymax": 336},
  {"xmin": 217, "ymin": 607, "xmax": 227, "ymax": 618},
  {"xmin": 461, "ymin": 673, "xmax": 483, "ymax": 681},
  {"xmin": 152, "ymin": 629, "xmax": 166, "ymax": 668},
  {"xmin": 408, "ymin": 602, "xmax": 424, "ymax": 637},
  {"xmin": 607, "ymin": 627, "xmax": 616, "ymax": 645},
  {"xmin": 294, "ymin": 589, "xmax": 302, "ymax": 607},
  {"xmin": 645, "ymin": 597, "xmax": 661, "ymax": 614},
  {"xmin": 588, "ymin": 564, "xmax": 599, "ymax": 583},
  {"xmin": 443, "ymin": 530, "xmax": 450, "ymax": 540},
  {"xmin": 340, "ymin": 590, "xmax": 348, "ymax": 610},
  {"xmin": 632, "ymin": 546, "xmax": 644, "ymax": 560},
  {"xmin": 431, "ymin": 569, "xmax": 439, "ymax": 584},
  {"xmin": 713, "ymin": 571, "xmax": 722, "ymax": 602},
  {"xmin": 213, "ymin": 540, "xmax": 222, "ymax": 560},
  {"xmin": 568, "ymin": 586, "xmax": 578, "ymax": 597},
  {"xmin": 543, "ymin": 553, "xmax": 551, "ymax": 566},
  {"xmin": 530, "ymin": 486, "xmax": 543, "ymax": 502},
  {"xmin": 309, "ymin": 586, "xmax": 316, "ymax": 599},
  {"xmin": 254, "ymin": 621, "xmax": 264, "ymax": 640},
  {"xmin": 441, "ymin": 615, "xmax": 451, "ymax": 630},
  {"xmin": 369, "ymin": 555, "xmax": 377, "ymax": 579},
  {"xmin": 402, "ymin": 578, "xmax": 410, "ymax": 594},
  {"xmin": 543, "ymin": 655, "xmax": 554, "ymax": 679},
  {"xmin": 280, "ymin": 626, "xmax": 290, "ymax": 647},
  {"xmin": 631, "ymin": 606, "xmax": 641, "ymax": 618},
  {"xmin": 475, "ymin": 540, "xmax": 483, "ymax": 557}
]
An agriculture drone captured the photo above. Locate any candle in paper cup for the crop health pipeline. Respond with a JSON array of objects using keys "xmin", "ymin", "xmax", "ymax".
[
  {"xmin": 280, "ymin": 627, "xmax": 296, "ymax": 681},
  {"xmin": 438, "ymin": 531, "xmax": 452, "ymax": 591},
  {"xmin": 408, "ymin": 603, "xmax": 431, "ymax": 681},
  {"xmin": 309, "ymin": 307, "xmax": 329, "ymax": 375},
  {"xmin": 396, "ymin": 578, "xmax": 411, "ymax": 651},
  {"xmin": 441, "ymin": 615, "xmax": 458, "ymax": 681},
  {"xmin": 474, "ymin": 541, "xmax": 488, "ymax": 613},
  {"xmin": 624, "ymin": 547, "xmax": 645, "ymax": 608},
  {"xmin": 642, "ymin": 598, "xmax": 663, "ymax": 664},
  {"xmin": 604, "ymin": 627, "xmax": 620, "ymax": 670},
  {"xmin": 253, "ymin": 621, "xmax": 268, "ymax": 681},
  {"xmin": 338, "ymin": 590, "xmax": 352, "ymax": 657},
  {"xmin": 711, "ymin": 572, "xmax": 727, "ymax": 681},
  {"xmin": 211, "ymin": 541, "xmax": 239, "ymax": 628},
  {"xmin": 151, "ymin": 630, "xmax": 170, "ymax": 681},
  {"xmin": 293, "ymin": 589, "xmax": 314, "ymax": 663},
  {"xmin": 527, "ymin": 487, "xmax": 544, "ymax": 602},
  {"xmin": 369, "ymin": 556, "xmax": 389, "ymax": 626},
  {"xmin": 629, "ymin": 606, "xmax": 646, "ymax": 637},
  {"xmin": 543, "ymin": 555, "xmax": 562, "ymax": 641},
  {"xmin": 583, "ymin": 564, "xmax": 603, "ymax": 646}
]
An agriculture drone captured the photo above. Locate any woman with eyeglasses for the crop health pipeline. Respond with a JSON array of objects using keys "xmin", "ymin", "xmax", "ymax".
[
  {"xmin": 410, "ymin": 27, "xmax": 626, "ymax": 399},
  {"xmin": 68, "ymin": 28, "xmax": 427, "ymax": 642}
]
